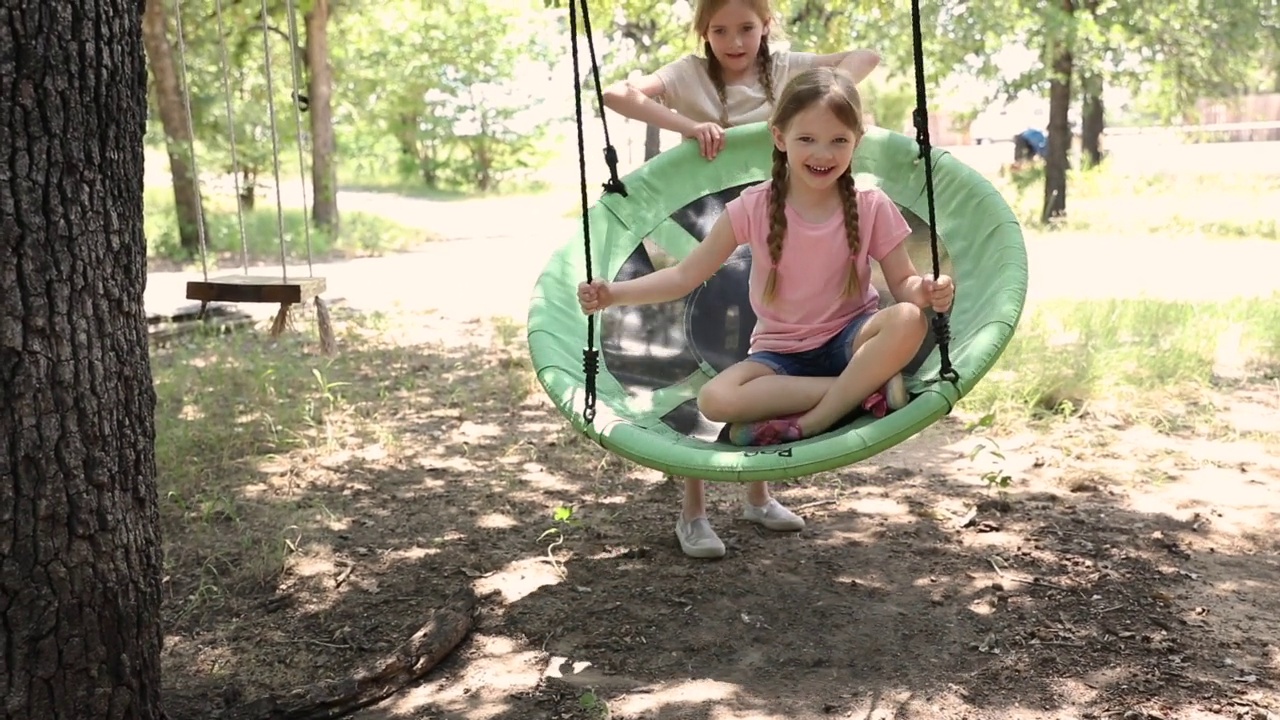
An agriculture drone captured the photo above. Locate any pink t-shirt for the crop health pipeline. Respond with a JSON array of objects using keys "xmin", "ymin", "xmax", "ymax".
[{"xmin": 725, "ymin": 181, "xmax": 911, "ymax": 355}]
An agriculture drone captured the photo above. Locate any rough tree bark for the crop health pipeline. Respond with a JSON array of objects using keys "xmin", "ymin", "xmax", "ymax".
[
  {"xmin": 1042, "ymin": 0, "xmax": 1075, "ymax": 224},
  {"xmin": 141, "ymin": 0, "xmax": 206, "ymax": 255},
  {"xmin": 1078, "ymin": 0, "xmax": 1105, "ymax": 169},
  {"xmin": 0, "ymin": 2, "xmax": 165, "ymax": 719},
  {"xmin": 305, "ymin": 0, "xmax": 339, "ymax": 233},
  {"xmin": 1043, "ymin": 52, "xmax": 1073, "ymax": 223}
]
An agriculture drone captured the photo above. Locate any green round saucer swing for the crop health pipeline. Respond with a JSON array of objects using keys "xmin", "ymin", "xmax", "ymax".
[{"xmin": 527, "ymin": 0, "xmax": 1028, "ymax": 483}]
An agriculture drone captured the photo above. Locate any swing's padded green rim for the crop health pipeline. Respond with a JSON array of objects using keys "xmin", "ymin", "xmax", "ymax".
[{"xmin": 527, "ymin": 123, "xmax": 1028, "ymax": 483}]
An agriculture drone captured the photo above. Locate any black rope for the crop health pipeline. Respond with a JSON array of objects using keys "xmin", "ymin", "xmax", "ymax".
[
  {"xmin": 567, "ymin": 0, "xmax": 626, "ymax": 424},
  {"xmin": 577, "ymin": 0, "xmax": 627, "ymax": 197},
  {"xmin": 908, "ymin": 0, "xmax": 959, "ymax": 385}
]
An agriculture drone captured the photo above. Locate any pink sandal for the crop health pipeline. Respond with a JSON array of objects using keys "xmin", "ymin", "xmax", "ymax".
[{"xmin": 727, "ymin": 414, "xmax": 804, "ymax": 447}]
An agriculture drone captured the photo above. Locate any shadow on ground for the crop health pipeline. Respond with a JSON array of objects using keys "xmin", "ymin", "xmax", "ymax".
[{"xmin": 153, "ymin": 308, "xmax": 1280, "ymax": 720}]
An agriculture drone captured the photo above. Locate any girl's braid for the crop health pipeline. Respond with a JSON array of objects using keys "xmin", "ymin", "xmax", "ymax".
[
  {"xmin": 836, "ymin": 168, "xmax": 861, "ymax": 298},
  {"xmin": 704, "ymin": 41, "xmax": 730, "ymax": 126},
  {"xmin": 757, "ymin": 36, "xmax": 776, "ymax": 106},
  {"xmin": 763, "ymin": 146, "xmax": 789, "ymax": 301}
]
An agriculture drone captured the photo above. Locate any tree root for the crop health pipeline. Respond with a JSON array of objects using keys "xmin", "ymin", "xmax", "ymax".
[{"xmin": 221, "ymin": 587, "xmax": 478, "ymax": 720}]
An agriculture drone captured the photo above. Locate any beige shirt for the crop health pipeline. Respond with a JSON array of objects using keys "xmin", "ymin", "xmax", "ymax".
[{"xmin": 652, "ymin": 50, "xmax": 821, "ymax": 127}]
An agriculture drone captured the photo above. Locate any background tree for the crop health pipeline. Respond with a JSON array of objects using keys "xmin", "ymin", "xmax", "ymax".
[
  {"xmin": 1, "ymin": 0, "xmax": 166, "ymax": 717},
  {"xmin": 305, "ymin": 0, "xmax": 339, "ymax": 231},
  {"xmin": 142, "ymin": 0, "xmax": 207, "ymax": 254},
  {"xmin": 139, "ymin": 0, "xmax": 1279, "ymax": 216},
  {"xmin": 336, "ymin": 0, "xmax": 558, "ymax": 191},
  {"xmin": 780, "ymin": 0, "xmax": 915, "ymax": 132},
  {"xmin": 853, "ymin": 0, "xmax": 1267, "ymax": 223},
  {"xmin": 605, "ymin": 0, "xmax": 691, "ymax": 160}
]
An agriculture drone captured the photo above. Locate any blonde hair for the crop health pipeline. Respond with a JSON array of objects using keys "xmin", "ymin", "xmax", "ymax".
[
  {"xmin": 693, "ymin": 0, "xmax": 778, "ymax": 127},
  {"xmin": 763, "ymin": 66, "xmax": 866, "ymax": 303}
]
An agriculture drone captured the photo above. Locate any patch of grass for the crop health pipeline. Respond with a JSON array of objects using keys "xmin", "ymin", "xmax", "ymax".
[
  {"xmin": 960, "ymin": 294, "xmax": 1280, "ymax": 431},
  {"xmin": 152, "ymin": 310, "xmax": 538, "ymax": 627},
  {"xmin": 144, "ymin": 187, "xmax": 427, "ymax": 267},
  {"xmin": 995, "ymin": 165, "xmax": 1280, "ymax": 240}
]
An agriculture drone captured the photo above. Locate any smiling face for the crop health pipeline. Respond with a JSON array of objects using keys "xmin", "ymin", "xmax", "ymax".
[
  {"xmin": 696, "ymin": 0, "xmax": 770, "ymax": 77},
  {"xmin": 771, "ymin": 100, "xmax": 860, "ymax": 191}
]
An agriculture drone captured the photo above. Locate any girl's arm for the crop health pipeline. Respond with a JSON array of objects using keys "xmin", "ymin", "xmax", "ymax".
[
  {"xmin": 602, "ymin": 73, "xmax": 702, "ymax": 137},
  {"xmin": 609, "ymin": 212, "xmax": 740, "ymax": 306},
  {"xmin": 877, "ymin": 244, "xmax": 931, "ymax": 308},
  {"xmin": 811, "ymin": 49, "xmax": 882, "ymax": 84}
]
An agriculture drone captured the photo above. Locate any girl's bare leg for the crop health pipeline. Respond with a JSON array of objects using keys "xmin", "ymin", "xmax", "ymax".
[
  {"xmin": 682, "ymin": 477, "xmax": 706, "ymax": 521},
  {"xmin": 797, "ymin": 303, "xmax": 926, "ymax": 435},
  {"xmin": 697, "ymin": 360, "xmax": 834, "ymax": 424}
]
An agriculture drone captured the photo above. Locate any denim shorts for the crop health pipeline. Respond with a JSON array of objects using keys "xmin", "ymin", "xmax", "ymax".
[{"xmin": 745, "ymin": 312, "xmax": 874, "ymax": 378}]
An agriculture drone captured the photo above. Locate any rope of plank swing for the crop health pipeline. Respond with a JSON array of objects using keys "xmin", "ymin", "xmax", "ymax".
[
  {"xmin": 568, "ymin": 0, "xmax": 627, "ymax": 423},
  {"xmin": 281, "ymin": 0, "xmax": 335, "ymax": 354},
  {"xmin": 256, "ymin": 0, "xmax": 291, "ymax": 285},
  {"xmin": 170, "ymin": 0, "xmax": 213, "ymax": 314},
  {"xmin": 908, "ymin": 0, "xmax": 960, "ymax": 384},
  {"xmin": 212, "ymin": 0, "xmax": 251, "ymax": 275}
]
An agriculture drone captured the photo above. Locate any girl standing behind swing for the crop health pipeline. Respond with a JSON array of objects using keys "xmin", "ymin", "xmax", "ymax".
[
  {"xmin": 602, "ymin": 0, "xmax": 881, "ymax": 161},
  {"xmin": 579, "ymin": 67, "xmax": 956, "ymax": 559}
]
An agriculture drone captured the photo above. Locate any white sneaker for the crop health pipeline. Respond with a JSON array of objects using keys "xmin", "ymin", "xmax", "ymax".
[
  {"xmin": 675, "ymin": 516, "xmax": 726, "ymax": 559},
  {"xmin": 742, "ymin": 498, "xmax": 806, "ymax": 532},
  {"xmin": 885, "ymin": 372, "xmax": 909, "ymax": 411}
]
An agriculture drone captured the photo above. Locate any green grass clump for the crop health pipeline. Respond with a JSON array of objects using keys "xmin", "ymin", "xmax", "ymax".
[
  {"xmin": 995, "ymin": 164, "xmax": 1280, "ymax": 241},
  {"xmin": 961, "ymin": 294, "xmax": 1280, "ymax": 429},
  {"xmin": 150, "ymin": 311, "xmax": 535, "ymax": 607}
]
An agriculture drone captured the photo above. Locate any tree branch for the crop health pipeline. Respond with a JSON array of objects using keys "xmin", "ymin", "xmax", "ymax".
[
  {"xmin": 220, "ymin": 587, "xmax": 478, "ymax": 720},
  {"xmin": 265, "ymin": 24, "xmax": 306, "ymax": 65}
]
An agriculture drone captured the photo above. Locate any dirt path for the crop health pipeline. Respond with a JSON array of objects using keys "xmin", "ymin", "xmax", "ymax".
[{"xmin": 145, "ymin": 182, "xmax": 1280, "ymax": 325}]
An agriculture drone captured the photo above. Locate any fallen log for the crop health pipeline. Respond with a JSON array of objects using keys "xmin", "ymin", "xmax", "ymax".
[{"xmin": 220, "ymin": 587, "xmax": 478, "ymax": 720}]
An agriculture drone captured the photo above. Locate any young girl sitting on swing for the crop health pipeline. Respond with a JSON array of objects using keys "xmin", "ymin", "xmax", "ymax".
[{"xmin": 580, "ymin": 67, "xmax": 955, "ymax": 559}]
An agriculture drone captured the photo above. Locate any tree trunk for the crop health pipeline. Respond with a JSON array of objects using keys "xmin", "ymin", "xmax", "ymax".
[
  {"xmin": 1042, "ymin": 34, "xmax": 1074, "ymax": 224},
  {"xmin": 141, "ymin": 0, "xmax": 205, "ymax": 256},
  {"xmin": 1, "ymin": 2, "xmax": 165, "ymax": 719},
  {"xmin": 239, "ymin": 170, "xmax": 258, "ymax": 211},
  {"xmin": 1081, "ymin": 73, "xmax": 1105, "ymax": 168},
  {"xmin": 644, "ymin": 123, "xmax": 661, "ymax": 160},
  {"xmin": 305, "ymin": 0, "xmax": 339, "ymax": 233}
]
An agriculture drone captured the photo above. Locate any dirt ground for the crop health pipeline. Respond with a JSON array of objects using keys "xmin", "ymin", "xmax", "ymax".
[
  {"xmin": 156, "ymin": 304, "xmax": 1280, "ymax": 720},
  {"xmin": 151, "ymin": 157, "xmax": 1280, "ymax": 719}
]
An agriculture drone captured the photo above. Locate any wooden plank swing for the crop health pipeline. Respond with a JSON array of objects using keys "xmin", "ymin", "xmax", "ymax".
[{"xmin": 173, "ymin": 0, "xmax": 336, "ymax": 354}]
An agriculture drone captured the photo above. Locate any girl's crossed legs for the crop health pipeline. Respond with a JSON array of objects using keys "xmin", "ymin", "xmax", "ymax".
[{"xmin": 673, "ymin": 303, "xmax": 927, "ymax": 559}]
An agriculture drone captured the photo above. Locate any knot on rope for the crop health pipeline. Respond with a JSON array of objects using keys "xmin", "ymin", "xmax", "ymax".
[
  {"xmin": 929, "ymin": 312, "xmax": 951, "ymax": 346},
  {"xmin": 568, "ymin": 0, "xmax": 618, "ymax": 423},
  {"xmin": 581, "ymin": 346, "xmax": 600, "ymax": 422},
  {"xmin": 912, "ymin": 108, "xmax": 931, "ymax": 159},
  {"xmin": 602, "ymin": 146, "xmax": 628, "ymax": 196},
  {"xmin": 930, "ymin": 313, "xmax": 960, "ymax": 383}
]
